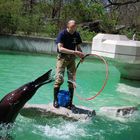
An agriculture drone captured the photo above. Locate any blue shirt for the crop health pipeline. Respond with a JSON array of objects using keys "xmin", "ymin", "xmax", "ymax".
[{"xmin": 56, "ymin": 29, "xmax": 82, "ymax": 52}]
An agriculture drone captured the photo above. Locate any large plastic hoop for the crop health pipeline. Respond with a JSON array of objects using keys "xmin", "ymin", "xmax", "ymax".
[{"xmin": 74, "ymin": 53, "xmax": 109, "ymax": 101}]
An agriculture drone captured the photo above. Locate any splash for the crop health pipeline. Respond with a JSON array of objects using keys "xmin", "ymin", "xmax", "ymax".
[
  {"xmin": 98, "ymin": 107, "xmax": 140, "ymax": 123},
  {"xmin": 0, "ymin": 123, "xmax": 14, "ymax": 139},
  {"xmin": 33, "ymin": 122, "xmax": 86, "ymax": 139}
]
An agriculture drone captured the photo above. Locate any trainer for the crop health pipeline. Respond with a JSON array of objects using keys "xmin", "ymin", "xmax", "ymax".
[{"xmin": 54, "ymin": 20, "xmax": 84, "ymax": 109}]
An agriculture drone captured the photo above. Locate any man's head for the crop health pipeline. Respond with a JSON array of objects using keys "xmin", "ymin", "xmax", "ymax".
[{"xmin": 67, "ymin": 20, "xmax": 77, "ymax": 34}]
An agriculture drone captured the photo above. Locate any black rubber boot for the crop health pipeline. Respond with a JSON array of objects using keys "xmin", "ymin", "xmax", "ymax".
[
  {"xmin": 53, "ymin": 87, "xmax": 60, "ymax": 108},
  {"xmin": 67, "ymin": 88, "xmax": 74, "ymax": 110}
]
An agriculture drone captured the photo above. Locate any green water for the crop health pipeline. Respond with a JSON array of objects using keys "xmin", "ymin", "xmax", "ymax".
[{"xmin": 0, "ymin": 51, "xmax": 140, "ymax": 140}]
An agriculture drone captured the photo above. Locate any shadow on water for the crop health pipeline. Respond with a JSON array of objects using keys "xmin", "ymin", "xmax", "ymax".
[
  {"xmin": 119, "ymin": 78, "xmax": 140, "ymax": 88},
  {"xmin": 71, "ymin": 105, "xmax": 96, "ymax": 117}
]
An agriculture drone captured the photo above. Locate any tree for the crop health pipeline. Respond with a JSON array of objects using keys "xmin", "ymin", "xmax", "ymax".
[
  {"xmin": 104, "ymin": 0, "xmax": 140, "ymax": 39},
  {"xmin": 0, "ymin": 0, "xmax": 22, "ymax": 34},
  {"xmin": 0, "ymin": 0, "xmax": 139, "ymax": 40}
]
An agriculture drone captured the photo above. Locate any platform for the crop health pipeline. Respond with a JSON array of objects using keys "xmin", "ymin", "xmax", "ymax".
[{"xmin": 20, "ymin": 104, "xmax": 96, "ymax": 121}]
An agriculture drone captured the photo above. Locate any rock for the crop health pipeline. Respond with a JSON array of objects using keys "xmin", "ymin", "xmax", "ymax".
[
  {"xmin": 99, "ymin": 106, "xmax": 138, "ymax": 117},
  {"xmin": 80, "ymin": 20, "xmax": 105, "ymax": 33},
  {"xmin": 20, "ymin": 103, "xmax": 96, "ymax": 121}
]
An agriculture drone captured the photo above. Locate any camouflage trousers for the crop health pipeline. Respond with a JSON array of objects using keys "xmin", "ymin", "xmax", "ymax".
[{"xmin": 54, "ymin": 55, "xmax": 76, "ymax": 89}]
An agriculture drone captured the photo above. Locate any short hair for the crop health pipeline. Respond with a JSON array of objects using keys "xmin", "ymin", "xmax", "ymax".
[
  {"xmin": 67, "ymin": 20, "xmax": 76, "ymax": 27},
  {"xmin": 67, "ymin": 20, "xmax": 76, "ymax": 24}
]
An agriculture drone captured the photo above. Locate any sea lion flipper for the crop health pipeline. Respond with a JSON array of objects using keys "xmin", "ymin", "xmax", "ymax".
[{"xmin": 34, "ymin": 69, "xmax": 53, "ymax": 85}]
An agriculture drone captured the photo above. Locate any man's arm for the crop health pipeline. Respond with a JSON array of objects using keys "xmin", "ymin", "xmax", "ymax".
[
  {"xmin": 58, "ymin": 43, "xmax": 84, "ymax": 58},
  {"xmin": 58, "ymin": 43, "xmax": 75, "ymax": 54}
]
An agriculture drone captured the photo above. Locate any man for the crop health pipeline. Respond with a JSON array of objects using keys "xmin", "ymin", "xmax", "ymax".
[{"xmin": 54, "ymin": 20, "xmax": 84, "ymax": 109}]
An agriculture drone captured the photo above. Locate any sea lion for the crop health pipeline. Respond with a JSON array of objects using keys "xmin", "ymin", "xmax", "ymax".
[{"xmin": 0, "ymin": 69, "xmax": 53, "ymax": 123}]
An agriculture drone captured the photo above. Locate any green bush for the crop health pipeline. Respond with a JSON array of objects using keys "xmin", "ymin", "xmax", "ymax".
[
  {"xmin": 18, "ymin": 15, "xmax": 44, "ymax": 35},
  {"xmin": 42, "ymin": 22, "xmax": 59, "ymax": 38},
  {"xmin": 77, "ymin": 27, "xmax": 96, "ymax": 42},
  {"xmin": 0, "ymin": 0, "xmax": 21, "ymax": 34},
  {"xmin": 120, "ymin": 28, "xmax": 140, "ymax": 41}
]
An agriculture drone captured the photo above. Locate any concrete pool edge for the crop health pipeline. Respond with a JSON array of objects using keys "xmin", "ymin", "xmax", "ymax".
[{"xmin": 0, "ymin": 34, "xmax": 92, "ymax": 55}]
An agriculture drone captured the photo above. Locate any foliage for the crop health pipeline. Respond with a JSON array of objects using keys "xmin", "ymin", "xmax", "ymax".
[
  {"xmin": 0, "ymin": 0, "xmax": 22, "ymax": 34},
  {"xmin": 77, "ymin": 27, "xmax": 96, "ymax": 42},
  {"xmin": 0, "ymin": 0, "xmax": 139, "ymax": 41},
  {"xmin": 42, "ymin": 22, "xmax": 59, "ymax": 38},
  {"xmin": 120, "ymin": 28, "xmax": 140, "ymax": 40}
]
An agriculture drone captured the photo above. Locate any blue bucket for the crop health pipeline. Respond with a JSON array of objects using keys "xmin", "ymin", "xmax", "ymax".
[{"xmin": 57, "ymin": 90, "xmax": 70, "ymax": 107}]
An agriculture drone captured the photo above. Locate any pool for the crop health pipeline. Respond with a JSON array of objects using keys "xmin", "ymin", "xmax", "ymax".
[{"xmin": 0, "ymin": 51, "xmax": 140, "ymax": 140}]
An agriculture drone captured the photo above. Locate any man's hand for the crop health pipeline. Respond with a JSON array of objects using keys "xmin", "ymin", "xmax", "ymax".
[
  {"xmin": 74, "ymin": 51, "xmax": 84, "ymax": 59},
  {"xmin": 80, "ymin": 58, "xmax": 84, "ymax": 63}
]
